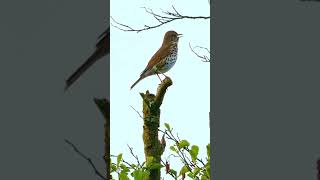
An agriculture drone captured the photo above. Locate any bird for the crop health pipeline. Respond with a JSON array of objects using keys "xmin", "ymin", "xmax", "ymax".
[
  {"xmin": 64, "ymin": 27, "xmax": 110, "ymax": 91},
  {"xmin": 130, "ymin": 30, "xmax": 182, "ymax": 89}
]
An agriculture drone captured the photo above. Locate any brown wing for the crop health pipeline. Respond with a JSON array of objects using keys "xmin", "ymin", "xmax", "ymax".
[{"xmin": 140, "ymin": 44, "xmax": 171, "ymax": 76}]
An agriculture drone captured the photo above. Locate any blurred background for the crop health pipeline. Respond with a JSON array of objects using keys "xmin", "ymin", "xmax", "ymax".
[
  {"xmin": 0, "ymin": 0, "xmax": 108, "ymax": 179},
  {"xmin": 213, "ymin": 1, "xmax": 320, "ymax": 179}
]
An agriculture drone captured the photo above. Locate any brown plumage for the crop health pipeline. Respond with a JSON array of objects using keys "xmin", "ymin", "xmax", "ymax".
[
  {"xmin": 130, "ymin": 30, "xmax": 182, "ymax": 89},
  {"xmin": 65, "ymin": 27, "xmax": 110, "ymax": 91}
]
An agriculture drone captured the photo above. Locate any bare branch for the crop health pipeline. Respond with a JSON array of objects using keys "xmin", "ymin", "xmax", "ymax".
[
  {"xmin": 64, "ymin": 139, "xmax": 107, "ymax": 180},
  {"xmin": 127, "ymin": 144, "xmax": 141, "ymax": 168},
  {"xmin": 160, "ymin": 127, "xmax": 208, "ymax": 172},
  {"xmin": 171, "ymin": 6, "xmax": 182, "ymax": 17},
  {"xmin": 110, "ymin": 156, "xmax": 132, "ymax": 170},
  {"xmin": 189, "ymin": 42, "xmax": 212, "ymax": 62},
  {"xmin": 111, "ymin": 6, "xmax": 209, "ymax": 33}
]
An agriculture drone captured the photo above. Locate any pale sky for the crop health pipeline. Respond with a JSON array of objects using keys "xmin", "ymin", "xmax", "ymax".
[{"xmin": 110, "ymin": 0, "xmax": 210, "ymax": 179}]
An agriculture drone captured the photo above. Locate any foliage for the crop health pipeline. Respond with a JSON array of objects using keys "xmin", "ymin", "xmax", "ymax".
[{"xmin": 110, "ymin": 123, "xmax": 210, "ymax": 180}]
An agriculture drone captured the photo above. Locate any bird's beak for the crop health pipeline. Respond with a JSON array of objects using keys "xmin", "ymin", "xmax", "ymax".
[{"xmin": 177, "ymin": 34, "xmax": 183, "ymax": 38}]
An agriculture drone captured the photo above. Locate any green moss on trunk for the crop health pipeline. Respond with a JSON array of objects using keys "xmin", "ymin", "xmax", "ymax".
[{"xmin": 140, "ymin": 77, "xmax": 172, "ymax": 180}]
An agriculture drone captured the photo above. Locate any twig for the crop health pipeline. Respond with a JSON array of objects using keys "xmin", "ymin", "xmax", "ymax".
[
  {"xmin": 160, "ymin": 128, "xmax": 208, "ymax": 176},
  {"xmin": 110, "ymin": 158, "xmax": 132, "ymax": 170},
  {"xmin": 127, "ymin": 144, "xmax": 141, "ymax": 168},
  {"xmin": 64, "ymin": 139, "xmax": 107, "ymax": 180},
  {"xmin": 189, "ymin": 42, "xmax": 211, "ymax": 62},
  {"xmin": 130, "ymin": 105, "xmax": 143, "ymax": 119},
  {"xmin": 111, "ymin": 6, "xmax": 209, "ymax": 33}
]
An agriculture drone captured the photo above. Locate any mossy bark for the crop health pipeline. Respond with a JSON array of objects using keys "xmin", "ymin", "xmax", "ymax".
[{"xmin": 140, "ymin": 77, "xmax": 172, "ymax": 180}]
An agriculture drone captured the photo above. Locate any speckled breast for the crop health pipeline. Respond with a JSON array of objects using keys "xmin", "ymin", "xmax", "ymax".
[{"xmin": 159, "ymin": 47, "xmax": 178, "ymax": 73}]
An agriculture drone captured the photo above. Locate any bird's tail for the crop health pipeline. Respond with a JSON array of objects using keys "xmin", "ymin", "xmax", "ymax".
[
  {"xmin": 64, "ymin": 49, "xmax": 104, "ymax": 91},
  {"xmin": 130, "ymin": 76, "xmax": 144, "ymax": 90}
]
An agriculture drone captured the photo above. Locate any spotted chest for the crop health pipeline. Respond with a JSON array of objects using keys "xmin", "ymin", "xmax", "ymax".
[{"xmin": 158, "ymin": 47, "xmax": 178, "ymax": 73}]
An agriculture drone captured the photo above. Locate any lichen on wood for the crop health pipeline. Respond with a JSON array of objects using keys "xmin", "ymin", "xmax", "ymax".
[{"xmin": 140, "ymin": 77, "xmax": 172, "ymax": 180}]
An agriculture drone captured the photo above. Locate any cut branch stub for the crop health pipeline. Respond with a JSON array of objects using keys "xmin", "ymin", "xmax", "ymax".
[{"xmin": 140, "ymin": 77, "xmax": 172, "ymax": 180}]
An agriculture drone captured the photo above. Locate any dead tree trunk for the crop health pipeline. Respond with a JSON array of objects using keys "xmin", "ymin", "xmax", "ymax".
[{"xmin": 140, "ymin": 77, "xmax": 172, "ymax": 180}]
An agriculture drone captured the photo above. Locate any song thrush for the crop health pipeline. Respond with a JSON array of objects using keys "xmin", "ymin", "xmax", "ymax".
[
  {"xmin": 130, "ymin": 30, "xmax": 182, "ymax": 89},
  {"xmin": 65, "ymin": 27, "xmax": 110, "ymax": 91}
]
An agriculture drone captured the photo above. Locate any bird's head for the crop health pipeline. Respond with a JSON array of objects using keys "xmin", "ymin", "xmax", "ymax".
[{"xmin": 163, "ymin": 31, "xmax": 183, "ymax": 45}]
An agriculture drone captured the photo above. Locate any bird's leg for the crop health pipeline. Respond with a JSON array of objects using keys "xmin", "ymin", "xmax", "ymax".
[
  {"xmin": 156, "ymin": 73, "xmax": 163, "ymax": 82},
  {"xmin": 161, "ymin": 73, "xmax": 168, "ymax": 78}
]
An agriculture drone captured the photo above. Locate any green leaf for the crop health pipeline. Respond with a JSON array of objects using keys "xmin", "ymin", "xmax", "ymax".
[
  {"xmin": 120, "ymin": 163, "xmax": 130, "ymax": 173},
  {"xmin": 141, "ymin": 162, "xmax": 146, "ymax": 167},
  {"xmin": 143, "ymin": 170, "xmax": 150, "ymax": 177},
  {"xmin": 111, "ymin": 164, "xmax": 117, "ymax": 172},
  {"xmin": 205, "ymin": 163, "xmax": 210, "ymax": 177},
  {"xmin": 179, "ymin": 165, "xmax": 189, "ymax": 176},
  {"xmin": 201, "ymin": 174, "xmax": 209, "ymax": 180},
  {"xmin": 178, "ymin": 140, "xmax": 190, "ymax": 149},
  {"xmin": 193, "ymin": 167, "xmax": 201, "ymax": 176},
  {"xmin": 164, "ymin": 123, "xmax": 171, "ymax": 131},
  {"xmin": 169, "ymin": 169, "xmax": 177, "ymax": 177},
  {"xmin": 206, "ymin": 144, "xmax": 210, "ymax": 159},
  {"xmin": 119, "ymin": 172, "xmax": 130, "ymax": 180},
  {"xmin": 170, "ymin": 145, "xmax": 177, "ymax": 153},
  {"xmin": 117, "ymin": 153, "xmax": 123, "ymax": 166},
  {"xmin": 131, "ymin": 169, "xmax": 149, "ymax": 180},
  {"xmin": 190, "ymin": 145, "xmax": 199, "ymax": 162},
  {"xmin": 187, "ymin": 172, "xmax": 194, "ymax": 178},
  {"xmin": 131, "ymin": 170, "xmax": 141, "ymax": 180}
]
